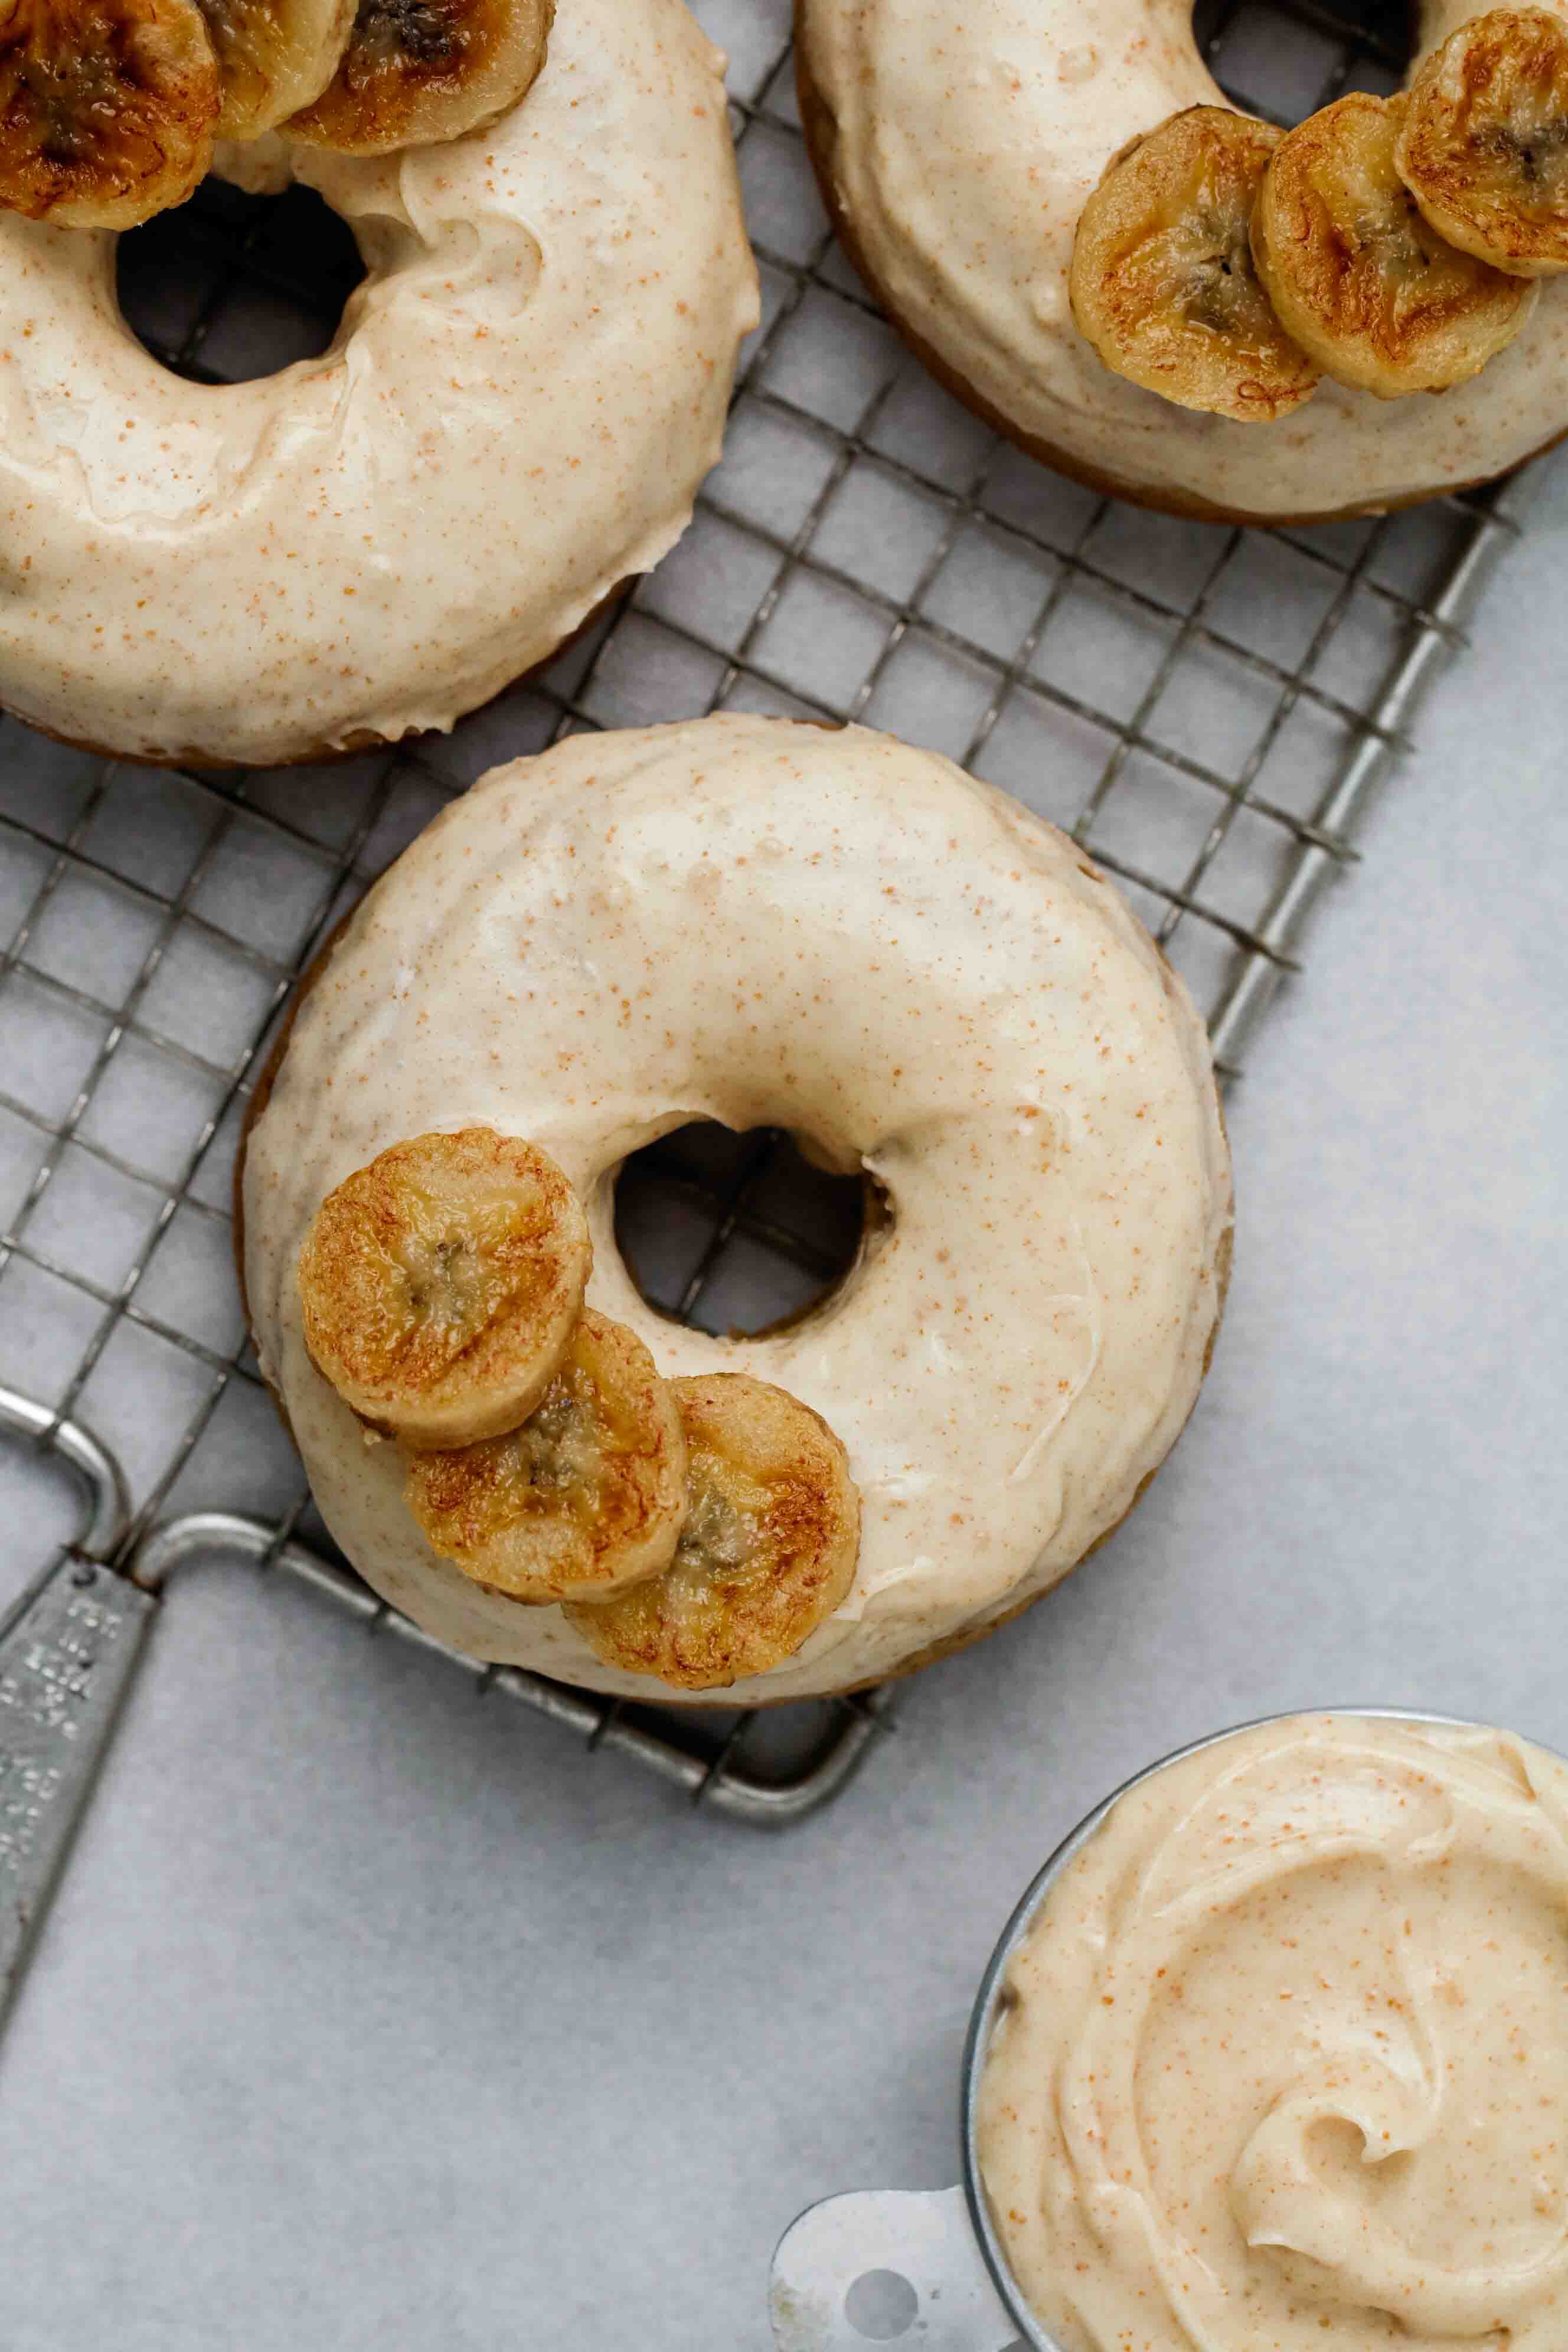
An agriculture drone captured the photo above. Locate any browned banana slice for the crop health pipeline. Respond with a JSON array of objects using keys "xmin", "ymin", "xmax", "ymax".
[
  {"xmin": 565, "ymin": 1374, "xmax": 860, "ymax": 1693},
  {"xmin": 286, "ymin": 0, "xmax": 551, "ymax": 156},
  {"xmin": 198, "ymin": 0, "xmax": 356, "ymax": 141},
  {"xmin": 1069, "ymin": 106, "xmax": 1320, "ymax": 422},
  {"xmin": 297, "ymin": 1126, "xmax": 589, "ymax": 1451},
  {"xmin": 0, "ymin": 0, "xmax": 219, "ymax": 230},
  {"xmin": 1251, "ymin": 91, "xmax": 1534, "ymax": 398},
  {"xmin": 1397, "ymin": 8, "xmax": 1568, "ymax": 277},
  {"xmin": 404, "ymin": 1311, "xmax": 687, "ymax": 1606}
]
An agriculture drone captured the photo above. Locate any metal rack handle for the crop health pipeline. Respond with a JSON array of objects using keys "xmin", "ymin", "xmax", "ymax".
[
  {"xmin": 131, "ymin": 1510, "xmax": 893, "ymax": 1825},
  {"xmin": 0, "ymin": 1386, "xmax": 155, "ymax": 2028}
]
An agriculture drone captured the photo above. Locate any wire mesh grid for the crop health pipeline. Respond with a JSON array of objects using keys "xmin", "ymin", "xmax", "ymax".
[{"xmin": 0, "ymin": 0, "xmax": 1527, "ymax": 1820}]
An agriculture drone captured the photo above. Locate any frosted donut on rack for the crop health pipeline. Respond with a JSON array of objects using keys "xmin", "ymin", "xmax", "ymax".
[
  {"xmin": 239, "ymin": 716, "xmax": 1233, "ymax": 1706},
  {"xmin": 795, "ymin": 0, "xmax": 1568, "ymax": 522},
  {"xmin": 0, "ymin": 0, "xmax": 757, "ymax": 767}
]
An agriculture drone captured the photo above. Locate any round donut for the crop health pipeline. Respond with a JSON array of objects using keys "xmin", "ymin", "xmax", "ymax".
[
  {"xmin": 795, "ymin": 0, "xmax": 1568, "ymax": 523},
  {"xmin": 239, "ymin": 716, "xmax": 1233, "ymax": 1707},
  {"xmin": 0, "ymin": 0, "xmax": 758, "ymax": 769}
]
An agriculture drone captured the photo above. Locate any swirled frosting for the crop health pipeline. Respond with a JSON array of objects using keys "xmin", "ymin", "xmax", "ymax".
[
  {"xmin": 976, "ymin": 1713, "xmax": 1568, "ymax": 2350},
  {"xmin": 241, "ymin": 717, "xmax": 1231, "ymax": 1704},
  {"xmin": 0, "ymin": 0, "xmax": 757, "ymax": 766},
  {"xmin": 798, "ymin": 0, "xmax": 1568, "ymax": 518}
]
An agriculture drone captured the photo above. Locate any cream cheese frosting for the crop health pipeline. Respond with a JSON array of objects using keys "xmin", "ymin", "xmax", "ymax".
[
  {"xmin": 798, "ymin": 0, "xmax": 1568, "ymax": 519},
  {"xmin": 240, "ymin": 716, "xmax": 1231, "ymax": 1705},
  {"xmin": 0, "ymin": 0, "xmax": 758, "ymax": 767},
  {"xmin": 976, "ymin": 1712, "xmax": 1568, "ymax": 2351}
]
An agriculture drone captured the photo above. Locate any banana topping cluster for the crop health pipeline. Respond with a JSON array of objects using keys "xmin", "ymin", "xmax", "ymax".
[
  {"xmin": 298, "ymin": 1128, "xmax": 861, "ymax": 1691},
  {"xmin": 0, "ymin": 0, "xmax": 553, "ymax": 230},
  {"xmin": 1071, "ymin": 7, "xmax": 1568, "ymax": 419}
]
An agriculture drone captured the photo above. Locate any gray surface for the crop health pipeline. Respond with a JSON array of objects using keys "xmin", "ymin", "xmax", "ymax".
[
  {"xmin": 0, "ymin": 449, "xmax": 1564, "ymax": 2349},
  {"xmin": 2, "ymin": 0, "xmax": 1567, "ymax": 2332}
]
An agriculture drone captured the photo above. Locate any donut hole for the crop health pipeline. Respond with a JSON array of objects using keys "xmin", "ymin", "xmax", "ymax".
[
  {"xmin": 614, "ymin": 1123, "xmax": 883, "ymax": 1339},
  {"xmin": 117, "ymin": 178, "xmax": 364, "ymax": 383},
  {"xmin": 1195, "ymin": 0, "xmax": 1413, "ymax": 124}
]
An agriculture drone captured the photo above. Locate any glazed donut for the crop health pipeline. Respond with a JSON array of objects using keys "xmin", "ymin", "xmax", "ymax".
[
  {"xmin": 0, "ymin": 0, "xmax": 757, "ymax": 769},
  {"xmin": 795, "ymin": 0, "xmax": 1568, "ymax": 522},
  {"xmin": 239, "ymin": 716, "xmax": 1233, "ymax": 1706}
]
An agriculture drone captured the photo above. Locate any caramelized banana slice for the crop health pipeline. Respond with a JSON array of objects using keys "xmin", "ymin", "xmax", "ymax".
[
  {"xmin": 404, "ymin": 1312, "xmax": 687, "ymax": 1606},
  {"xmin": 198, "ymin": 0, "xmax": 356, "ymax": 141},
  {"xmin": 1397, "ymin": 8, "xmax": 1568, "ymax": 277},
  {"xmin": 298, "ymin": 1126, "xmax": 590, "ymax": 1451},
  {"xmin": 1069, "ymin": 106, "xmax": 1320, "ymax": 421},
  {"xmin": 0, "ymin": 0, "xmax": 219, "ymax": 229},
  {"xmin": 565, "ymin": 1374, "xmax": 860, "ymax": 1693},
  {"xmin": 1251, "ymin": 91, "xmax": 1534, "ymax": 398},
  {"xmin": 286, "ymin": 0, "xmax": 551, "ymax": 155}
]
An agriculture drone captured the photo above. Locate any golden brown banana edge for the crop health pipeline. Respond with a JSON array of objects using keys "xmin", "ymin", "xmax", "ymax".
[{"xmin": 792, "ymin": 1, "xmax": 1568, "ymax": 523}]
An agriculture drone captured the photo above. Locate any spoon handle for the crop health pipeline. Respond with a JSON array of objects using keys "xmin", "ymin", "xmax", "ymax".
[{"xmin": 0, "ymin": 1553, "xmax": 155, "ymax": 2027}]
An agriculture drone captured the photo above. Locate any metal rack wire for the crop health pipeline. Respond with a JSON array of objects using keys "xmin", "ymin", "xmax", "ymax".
[{"xmin": 0, "ymin": 0, "xmax": 1527, "ymax": 1835}]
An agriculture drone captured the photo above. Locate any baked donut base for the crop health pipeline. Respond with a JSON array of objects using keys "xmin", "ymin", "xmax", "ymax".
[
  {"xmin": 233, "ymin": 863, "xmax": 1231, "ymax": 1708},
  {"xmin": 792, "ymin": 11, "xmax": 1564, "ymax": 528},
  {"xmin": 5, "ymin": 575, "xmax": 636, "ymax": 773}
]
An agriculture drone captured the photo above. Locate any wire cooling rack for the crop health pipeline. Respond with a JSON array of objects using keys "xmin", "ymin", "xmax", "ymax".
[{"xmin": 0, "ymin": 0, "xmax": 1528, "ymax": 1879}]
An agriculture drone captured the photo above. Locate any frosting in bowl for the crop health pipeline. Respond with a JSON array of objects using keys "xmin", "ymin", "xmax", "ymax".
[
  {"xmin": 0, "ymin": 0, "xmax": 757, "ymax": 766},
  {"xmin": 240, "ymin": 716, "xmax": 1231, "ymax": 1704},
  {"xmin": 975, "ymin": 1713, "xmax": 1568, "ymax": 2350},
  {"xmin": 797, "ymin": 0, "xmax": 1568, "ymax": 518}
]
